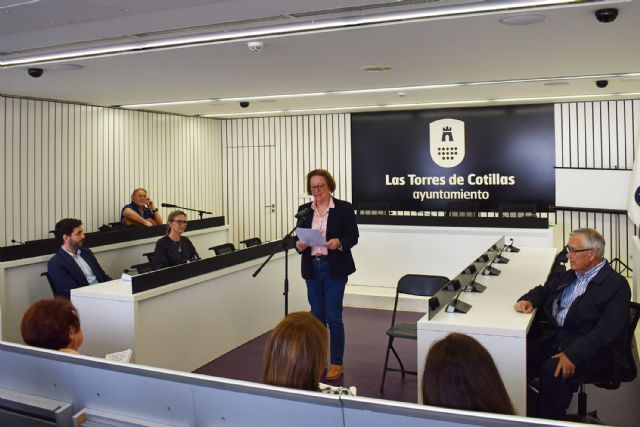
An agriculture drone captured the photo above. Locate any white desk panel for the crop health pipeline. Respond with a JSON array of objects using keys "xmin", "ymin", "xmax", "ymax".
[
  {"xmin": 0, "ymin": 225, "xmax": 229, "ymax": 342},
  {"xmin": 417, "ymin": 247, "xmax": 557, "ymax": 416},
  {"xmin": 72, "ymin": 251, "xmax": 308, "ymax": 372}
]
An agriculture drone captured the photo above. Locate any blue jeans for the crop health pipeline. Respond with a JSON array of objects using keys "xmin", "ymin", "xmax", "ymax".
[{"xmin": 305, "ymin": 258, "xmax": 347, "ymax": 365}]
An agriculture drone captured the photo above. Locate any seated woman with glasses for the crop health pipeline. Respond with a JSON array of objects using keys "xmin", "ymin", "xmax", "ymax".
[
  {"xmin": 21, "ymin": 298, "xmax": 84, "ymax": 354},
  {"xmin": 152, "ymin": 210, "xmax": 200, "ymax": 267},
  {"xmin": 263, "ymin": 311, "xmax": 356, "ymax": 395},
  {"xmin": 423, "ymin": 333, "xmax": 515, "ymax": 415}
]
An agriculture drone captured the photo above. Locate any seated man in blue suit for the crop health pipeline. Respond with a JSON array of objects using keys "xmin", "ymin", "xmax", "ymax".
[
  {"xmin": 514, "ymin": 228, "xmax": 630, "ymax": 420},
  {"xmin": 48, "ymin": 218, "xmax": 112, "ymax": 299}
]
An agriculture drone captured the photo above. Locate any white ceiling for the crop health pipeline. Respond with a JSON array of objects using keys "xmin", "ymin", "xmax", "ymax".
[{"xmin": 0, "ymin": 0, "xmax": 638, "ymax": 116}]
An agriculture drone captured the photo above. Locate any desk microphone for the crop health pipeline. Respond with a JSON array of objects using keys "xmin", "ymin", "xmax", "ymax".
[
  {"xmin": 161, "ymin": 203, "xmax": 178, "ymax": 208},
  {"xmin": 505, "ymin": 238, "xmax": 521, "ymax": 253},
  {"xmin": 295, "ymin": 207, "xmax": 312, "ymax": 220},
  {"xmin": 11, "ymin": 238, "xmax": 26, "ymax": 245}
]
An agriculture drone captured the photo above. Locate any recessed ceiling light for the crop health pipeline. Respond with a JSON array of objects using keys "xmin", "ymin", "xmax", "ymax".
[
  {"xmin": 46, "ymin": 63, "xmax": 84, "ymax": 71},
  {"xmin": 360, "ymin": 65, "xmax": 393, "ymax": 72},
  {"xmin": 500, "ymin": 14, "xmax": 546, "ymax": 25},
  {"xmin": 543, "ymin": 81, "xmax": 569, "ymax": 86}
]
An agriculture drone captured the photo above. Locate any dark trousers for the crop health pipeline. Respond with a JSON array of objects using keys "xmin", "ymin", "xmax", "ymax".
[
  {"xmin": 305, "ymin": 258, "xmax": 347, "ymax": 365},
  {"xmin": 528, "ymin": 332, "xmax": 611, "ymax": 420}
]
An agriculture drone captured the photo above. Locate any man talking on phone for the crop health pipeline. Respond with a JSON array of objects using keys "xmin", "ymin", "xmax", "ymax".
[{"xmin": 121, "ymin": 188, "xmax": 163, "ymax": 226}]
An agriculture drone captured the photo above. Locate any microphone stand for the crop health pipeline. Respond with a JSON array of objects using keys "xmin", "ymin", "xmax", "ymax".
[
  {"xmin": 163, "ymin": 204, "xmax": 212, "ymax": 219},
  {"xmin": 253, "ymin": 218, "xmax": 303, "ymax": 317}
]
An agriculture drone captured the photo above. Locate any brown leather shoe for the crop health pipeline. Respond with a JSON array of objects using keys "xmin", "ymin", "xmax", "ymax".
[{"xmin": 326, "ymin": 364, "xmax": 344, "ymax": 381}]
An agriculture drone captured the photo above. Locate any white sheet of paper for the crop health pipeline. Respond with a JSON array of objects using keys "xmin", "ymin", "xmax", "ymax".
[{"xmin": 296, "ymin": 228, "xmax": 327, "ymax": 246}]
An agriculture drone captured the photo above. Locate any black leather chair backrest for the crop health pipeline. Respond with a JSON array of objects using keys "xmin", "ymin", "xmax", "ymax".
[
  {"xmin": 240, "ymin": 237, "xmax": 262, "ymax": 248},
  {"xmin": 397, "ymin": 274, "xmax": 450, "ymax": 297},
  {"xmin": 41, "ymin": 272, "xmax": 60, "ymax": 297},
  {"xmin": 210, "ymin": 243, "xmax": 236, "ymax": 255}
]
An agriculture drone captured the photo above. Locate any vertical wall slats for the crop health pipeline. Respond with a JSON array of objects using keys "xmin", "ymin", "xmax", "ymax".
[
  {"xmin": 0, "ymin": 95, "xmax": 222, "ymax": 246},
  {"xmin": 220, "ymin": 114, "xmax": 352, "ymax": 247}
]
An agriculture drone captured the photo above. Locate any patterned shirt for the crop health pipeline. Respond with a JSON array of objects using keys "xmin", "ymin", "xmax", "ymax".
[{"xmin": 555, "ymin": 260, "xmax": 606, "ymax": 327}]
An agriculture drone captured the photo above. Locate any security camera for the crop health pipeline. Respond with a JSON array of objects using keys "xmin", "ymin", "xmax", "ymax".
[
  {"xmin": 27, "ymin": 68, "xmax": 44, "ymax": 78},
  {"xmin": 240, "ymin": 101, "xmax": 250, "ymax": 108},
  {"xmin": 596, "ymin": 80, "xmax": 608, "ymax": 88},
  {"xmin": 595, "ymin": 8, "xmax": 618, "ymax": 23},
  {"xmin": 247, "ymin": 41, "xmax": 264, "ymax": 52}
]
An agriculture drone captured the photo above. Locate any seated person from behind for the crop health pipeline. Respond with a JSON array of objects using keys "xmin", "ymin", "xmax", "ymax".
[
  {"xmin": 21, "ymin": 298, "xmax": 83, "ymax": 354},
  {"xmin": 262, "ymin": 311, "xmax": 356, "ymax": 395},
  {"xmin": 423, "ymin": 332, "xmax": 515, "ymax": 415},
  {"xmin": 514, "ymin": 228, "xmax": 630, "ymax": 420},
  {"xmin": 152, "ymin": 210, "xmax": 200, "ymax": 267},
  {"xmin": 47, "ymin": 218, "xmax": 111, "ymax": 299},
  {"xmin": 121, "ymin": 187, "xmax": 163, "ymax": 227}
]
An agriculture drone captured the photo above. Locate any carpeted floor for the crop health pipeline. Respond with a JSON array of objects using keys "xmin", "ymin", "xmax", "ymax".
[{"xmin": 194, "ymin": 307, "xmax": 421, "ymax": 403}]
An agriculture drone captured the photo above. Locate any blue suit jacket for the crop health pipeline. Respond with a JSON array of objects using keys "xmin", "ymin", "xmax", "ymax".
[
  {"xmin": 47, "ymin": 247, "xmax": 111, "ymax": 299},
  {"xmin": 296, "ymin": 198, "xmax": 359, "ymax": 279},
  {"xmin": 519, "ymin": 261, "xmax": 630, "ymax": 365}
]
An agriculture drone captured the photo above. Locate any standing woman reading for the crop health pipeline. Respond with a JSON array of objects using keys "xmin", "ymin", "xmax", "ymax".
[{"xmin": 295, "ymin": 169, "xmax": 359, "ymax": 381}]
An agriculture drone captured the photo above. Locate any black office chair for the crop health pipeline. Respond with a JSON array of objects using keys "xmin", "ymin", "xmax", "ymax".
[
  {"xmin": 573, "ymin": 301, "xmax": 639, "ymax": 423},
  {"xmin": 41, "ymin": 272, "xmax": 61, "ymax": 297},
  {"xmin": 380, "ymin": 274, "xmax": 450, "ymax": 392},
  {"xmin": 142, "ymin": 252, "xmax": 156, "ymax": 262},
  {"xmin": 240, "ymin": 237, "xmax": 262, "ymax": 248},
  {"xmin": 545, "ymin": 248, "xmax": 568, "ymax": 283},
  {"xmin": 209, "ymin": 243, "xmax": 236, "ymax": 255}
]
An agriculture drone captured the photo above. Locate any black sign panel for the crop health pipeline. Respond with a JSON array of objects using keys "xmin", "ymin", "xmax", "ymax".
[{"xmin": 351, "ymin": 105, "xmax": 555, "ymax": 211}]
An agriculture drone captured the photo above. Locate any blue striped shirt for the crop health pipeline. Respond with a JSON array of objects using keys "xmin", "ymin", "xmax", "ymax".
[{"xmin": 555, "ymin": 260, "xmax": 606, "ymax": 327}]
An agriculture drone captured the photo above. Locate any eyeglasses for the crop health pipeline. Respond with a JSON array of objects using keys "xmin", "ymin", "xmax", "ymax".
[
  {"xmin": 564, "ymin": 245, "xmax": 592, "ymax": 254},
  {"xmin": 310, "ymin": 184, "xmax": 327, "ymax": 191},
  {"xmin": 172, "ymin": 220, "xmax": 188, "ymax": 225}
]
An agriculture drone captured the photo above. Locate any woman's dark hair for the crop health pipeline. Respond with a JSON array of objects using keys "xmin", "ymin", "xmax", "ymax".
[
  {"xmin": 306, "ymin": 169, "xmax": 336, "ymax": 195},
  {"xmin": 263, "ymin": 311, "xmax": 327, "ymax": 391},
  {"xmin": 422, "ymin": 333, "xmax": 515, "ymax": 415},
  {"xmin": 166, "ymin": 210, "xmax": 187, "ymax": 234},
  {"xmin": 54, "ymin": 218, "xmax": 82, "ymax": 244},
  {"xmin": 21, "ymin": 298, "xmax": 81, "ymax": 350}
]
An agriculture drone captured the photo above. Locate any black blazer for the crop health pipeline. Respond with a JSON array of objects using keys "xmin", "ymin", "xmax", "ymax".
[
  {"xmin": 47, "ymin": 247, "xmax": 112, "ymax": 299},
  {"xmin": 519, "ymin": 261, "xmax": 630, "ymax": 365},
  {"xmin": 296, "ymin": 198, "xmax": 359, "ymax": 279}
]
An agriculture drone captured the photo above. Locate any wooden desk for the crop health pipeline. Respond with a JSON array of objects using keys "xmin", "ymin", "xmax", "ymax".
[{"xmin": 417, "ymin": 247, "xmax": 556, "ymax": 415}]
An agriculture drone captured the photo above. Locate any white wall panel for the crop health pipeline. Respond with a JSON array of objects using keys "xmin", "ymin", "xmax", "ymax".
[
  {"xmin": 0, "ymin": 95, "xmax": 223, "ymax": 246},
  {"xmin": 220, "ymin": 114, "xmax": 351, "ymax": 247}
]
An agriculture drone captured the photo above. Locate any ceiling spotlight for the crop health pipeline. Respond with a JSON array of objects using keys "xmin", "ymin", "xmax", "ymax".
[
  {"xmin": 247, "ymin": 41, "xmax": 264, "ymax": 52},
  {"xmin": 398, "ymin": 92, "xmax": 407, "ymax": 97}
]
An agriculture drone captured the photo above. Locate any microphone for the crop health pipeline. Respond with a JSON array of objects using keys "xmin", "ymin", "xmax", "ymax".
[
  {"xmin": 295, "ymin": 207, "xmax": 312, "ymax": 220},
  {"xmin": 11, "ymin": 238, "xmax": 25, "ymax": 245},
  {"xmin": 505, "ymin": 238, "xmax": 521, "ymax": 253},
  {"xmin": 161, "ymin": 203, "xmax": 178, "ymax": 208}
]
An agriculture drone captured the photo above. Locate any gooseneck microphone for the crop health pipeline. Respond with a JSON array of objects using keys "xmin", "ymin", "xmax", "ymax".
[
  {"xmin": 295, "ymin": 207, "xmax": 312, "ymax": 219},
  {"xmin": 11, "ymin": 238, "xmax": 26, "ymax": 245},
  {"xmin": 161, "ymin": 203, "xmax": 178, "ymax": 208}
]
